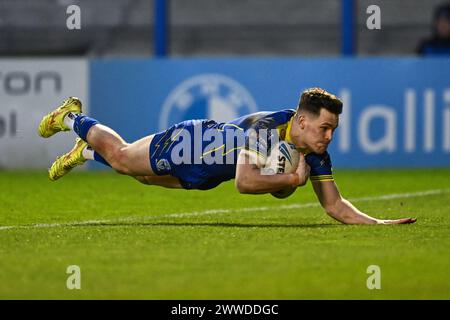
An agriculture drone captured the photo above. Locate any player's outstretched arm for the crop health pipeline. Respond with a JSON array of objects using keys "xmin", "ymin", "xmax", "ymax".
[
  {"xmin": 235, "ymin": 151, "xmax": 308, "ymax": 194},
  {"xmin": 311, "ymin": 180, "xmax": 417, "ymax": 225}
]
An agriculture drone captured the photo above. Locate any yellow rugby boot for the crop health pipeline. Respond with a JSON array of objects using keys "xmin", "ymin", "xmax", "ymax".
[
  {"xmin": 48, "ymin": 138, "xmax": 87, "ymax": 181},
  {"xmin": 38, "ymin": 97, "xmax": 82, "ymax": 138}
]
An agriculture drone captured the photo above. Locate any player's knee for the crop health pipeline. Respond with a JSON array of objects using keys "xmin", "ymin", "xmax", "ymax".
[
  {"xmin": 134, "ymin": 176, "xmax": 152, "ymax": 185},
  {"xmin": 134, "ymin": 176, "xmax": 144, "ymax": 184}
]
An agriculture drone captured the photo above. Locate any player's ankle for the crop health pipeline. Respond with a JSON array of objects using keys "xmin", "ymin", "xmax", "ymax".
[
  {"xmin": 63, "ymin": 112, "xmax": 77, "ymax": 130},
  {"xmin": 82, "ymin": 145, "xmax": 94, "ymax": 160}
]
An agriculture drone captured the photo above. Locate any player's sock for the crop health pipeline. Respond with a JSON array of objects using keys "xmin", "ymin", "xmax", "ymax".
[
  {"xmin": 63, "ymin": 112, "xmax": 76, "ymax": 130},
  {"xmin": 93, "ymin": 151, "xmax": 111, "ymax": 167},
  {"xmin": 81, "ymin": 145, "xmax": 95, "ymax": 160},
  {"xmin": 81, "ymin": 145, "xmax": 111, "ymax": 167},
  {"xmin": 73, "ymin": 115, "xmax": 99, "ymax": 142}
]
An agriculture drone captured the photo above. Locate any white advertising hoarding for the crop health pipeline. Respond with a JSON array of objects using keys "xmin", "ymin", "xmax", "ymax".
[{"xmin": 0, "ymin": 59, "xmax": 88, "ymax": 168}]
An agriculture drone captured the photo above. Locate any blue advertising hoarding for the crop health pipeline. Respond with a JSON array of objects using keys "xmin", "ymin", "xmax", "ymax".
[{"xmin": 90, "ymin": 58, "xmax": 450, "ymax": 168}]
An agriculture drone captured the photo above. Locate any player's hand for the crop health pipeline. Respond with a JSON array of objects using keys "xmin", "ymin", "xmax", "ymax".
[
  {"xmin": 376, "ymin": 218, "xmax": 417, "ymax": 224},
  {"xmin": 295, "ymin": 153, "xmax": 310, "ymax": 186}
]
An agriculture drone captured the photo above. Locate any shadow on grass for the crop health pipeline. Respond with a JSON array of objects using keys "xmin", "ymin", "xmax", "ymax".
[{"xmin": 71, "ymin": 221, "xmax": 338, "ymax": 229}]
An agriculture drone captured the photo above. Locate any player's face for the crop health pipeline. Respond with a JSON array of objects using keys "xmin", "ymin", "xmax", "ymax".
[{"xmin": 299, "ymin": 108, "xmax": 339, "ymax": 154}]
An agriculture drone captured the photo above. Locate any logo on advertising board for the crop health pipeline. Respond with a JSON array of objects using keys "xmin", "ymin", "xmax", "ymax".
[{"xmin": 159, "ymin": 74, "xmax": 258, "ymax": 130}]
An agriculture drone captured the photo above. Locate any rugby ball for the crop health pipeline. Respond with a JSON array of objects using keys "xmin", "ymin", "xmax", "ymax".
[{"xmin": 261, "ymin": 141, "xmax": 300, "ymax": 175}]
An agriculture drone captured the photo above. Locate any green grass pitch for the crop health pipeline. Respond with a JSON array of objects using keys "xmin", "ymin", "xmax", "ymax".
[{"xmin": 0, "ymin": 169, "xmax": 449, "ymax": 299}]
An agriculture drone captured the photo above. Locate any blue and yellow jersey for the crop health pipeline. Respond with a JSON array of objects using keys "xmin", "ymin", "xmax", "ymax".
[
  {"xmin": 149, "ymin": 109, "xmax": 334, "ymax": 190},
  {"xmin": 228, "ymin": 109, "xmax": 334, "ymax": 183}
]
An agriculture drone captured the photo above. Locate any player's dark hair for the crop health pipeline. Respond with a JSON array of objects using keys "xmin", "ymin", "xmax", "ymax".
[{"xmin": 297, "ymin": 87, "xmax": 343, "ymax": 116}]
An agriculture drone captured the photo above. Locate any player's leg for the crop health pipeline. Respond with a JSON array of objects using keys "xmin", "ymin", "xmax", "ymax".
[
  {"xmin": 85, "ymin": 130, "xmax": 182, "ymax": 186},
  {"xmin": 48, "ymin": 134, "xmax": 183, "ymax": 187},
  {"xmin": 39, "ymin": 97, "xmax": 186, "ymax": 187},
  {"xmin": 47, "ymin": 134, "xmax": 154, "ymax": 180},
  {"xmin": 39, "ymin": 97, "xmax": 153, "ymax": 178},
  {"xmin": 84, "ymin": 125, "xmax": 153, "ymax": 176}
]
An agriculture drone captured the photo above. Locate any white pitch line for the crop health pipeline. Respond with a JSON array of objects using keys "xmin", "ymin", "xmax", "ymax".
[{"xmin": 0, "ymin": 188, "xmax": 449, "ymax": 231}]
